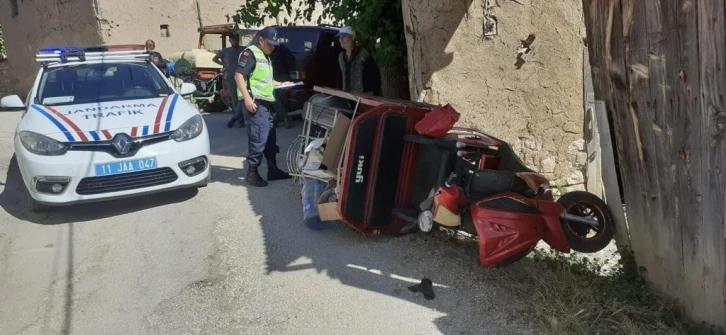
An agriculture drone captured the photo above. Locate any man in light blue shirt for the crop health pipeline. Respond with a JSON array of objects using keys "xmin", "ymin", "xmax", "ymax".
[{"xmin": 212, "ymin": 33, "xmax": 245, "ymax": 128}]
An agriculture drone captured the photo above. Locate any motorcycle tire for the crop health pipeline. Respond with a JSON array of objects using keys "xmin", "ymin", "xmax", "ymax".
[{"xmin": 556, "ymin": 191, "xmax": 616, "ymax": 253}]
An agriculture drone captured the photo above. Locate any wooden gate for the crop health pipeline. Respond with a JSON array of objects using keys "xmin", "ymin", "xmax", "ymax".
[{"xmin": 582, "ymin": 0, "xmax": 725, "ymax": 327}]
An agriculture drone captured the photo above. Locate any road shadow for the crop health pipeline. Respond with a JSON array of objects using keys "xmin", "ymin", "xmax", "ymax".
[
  {"xmin": 61, "ymin": 223, "xmax": 75, "ymax": 335},
  {"xmin": 202, "ymin": 112, "xmax": 303, "ymax": 160},
  {"xmin": 209, "ymin": 115, "xmax": 537, "ymax": 334},
  {"xmin": 0, "ymin": 154, "xmax": 198, "ymax": 225},
  {"xmin": 203, "ymin": 113, "xmax": 247, "ymax": 159}
]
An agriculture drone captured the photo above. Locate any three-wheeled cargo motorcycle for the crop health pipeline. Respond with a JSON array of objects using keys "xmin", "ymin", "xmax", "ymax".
[{"xmin": 307, "ymin": 87, "xmax": 615, "ymax": 267}]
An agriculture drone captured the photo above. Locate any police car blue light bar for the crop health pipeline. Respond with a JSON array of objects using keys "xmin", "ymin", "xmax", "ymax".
[
  {"xmin": 35, "ymin": 44, "xmax": 149, "ymax": 65},
  {"xmin": 38, "ymin": 46, "xmax": 85, "ymax": 55},
  {"xmin": 38, "ymin": 44, "xmax": 146, "ymax": 54}
]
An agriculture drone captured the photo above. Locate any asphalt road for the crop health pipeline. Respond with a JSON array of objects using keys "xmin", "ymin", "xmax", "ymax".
[{"xmin": 0, "ymin": 111, "xmax": 535, "ymax": 335}]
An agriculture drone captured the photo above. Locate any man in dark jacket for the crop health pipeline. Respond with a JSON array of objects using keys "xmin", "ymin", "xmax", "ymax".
[
  {"xmin": 336, "ymin": 26, "xmax": 382, "ymax": 96},
  {"xmin": 145, "ymin": 40, "xmax": 169, "ymax": 76},
  {"xmin": 269, "ymin": 43, "xmax": 297, "ymax": 128}
]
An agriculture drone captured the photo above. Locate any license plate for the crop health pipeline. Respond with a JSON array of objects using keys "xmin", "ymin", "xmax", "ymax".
[{"xmin": 94, "ymin": 157, "xmax": 157, "ymax": 176}]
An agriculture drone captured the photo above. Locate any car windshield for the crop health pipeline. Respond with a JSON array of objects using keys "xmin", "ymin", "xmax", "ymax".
[
  {"xmin": 251, "ymin": 27, "xmax": 320, "ymax": 53},
  {"xmin": 36, "ymin": 62, "xmax": 174, "ymax": 106}
]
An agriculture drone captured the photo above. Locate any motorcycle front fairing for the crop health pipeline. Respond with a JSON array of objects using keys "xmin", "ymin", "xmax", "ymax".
[{"xmin": 469, "ymin": 192, "xmax": 571, "ymax": 267}]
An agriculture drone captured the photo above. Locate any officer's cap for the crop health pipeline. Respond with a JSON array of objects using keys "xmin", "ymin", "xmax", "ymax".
[
  {"xmin": 259, "ymin": 27, "xmax": 280, "ymax": 46},
  {"xmin": 336, "ymin": 26, "xmax": 356, "ymax": 38}
]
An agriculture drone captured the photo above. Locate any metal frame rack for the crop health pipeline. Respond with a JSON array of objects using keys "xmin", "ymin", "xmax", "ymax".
[{"xmin": 286, "ymin": 90, "xmax": 360, "ymax": 185}]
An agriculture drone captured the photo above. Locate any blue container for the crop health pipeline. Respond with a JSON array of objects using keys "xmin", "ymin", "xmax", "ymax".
[
  {"xmin": 165, "ymin": 61, "xmax": 176, "ymax": 76},
  {"xmin": 301, "ymin": 179, "xmax": 335, "ymax": 230}
]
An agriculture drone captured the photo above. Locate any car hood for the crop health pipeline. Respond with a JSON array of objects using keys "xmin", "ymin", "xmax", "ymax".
[{"xmin": 24, "ymin": 94, "xmax": 198, "ymax": 142}]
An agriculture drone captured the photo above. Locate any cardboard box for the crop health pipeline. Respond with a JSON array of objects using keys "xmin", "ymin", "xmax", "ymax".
[
  {"xmin": 317, "ymin": 200, "xmax": 340, "ymax": 221},
  {"xmin": 316, "ymin": 182, "xmax": 341, "ymax": 221},
  {"xmin": 321, "ymin": 113, "xmax": 351, "ymax": 173}
]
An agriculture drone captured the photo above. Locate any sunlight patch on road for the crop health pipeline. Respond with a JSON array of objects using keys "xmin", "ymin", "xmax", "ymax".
[{"xmin": 346, "ymin": 264, "xmax": 450, "ymax": 288}]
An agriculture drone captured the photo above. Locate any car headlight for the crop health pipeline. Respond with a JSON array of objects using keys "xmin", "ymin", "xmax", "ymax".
[
  {"xmin": 171, "ymin": 114, "xmax": 204, "ymax": 142},
  {"xmin": 18, "ymin": 131, "xmax": 68, "ymax": 156}
]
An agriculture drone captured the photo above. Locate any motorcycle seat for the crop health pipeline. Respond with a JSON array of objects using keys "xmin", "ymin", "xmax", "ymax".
[{"xmin": 466, "ymin": 169, "xmax": 541, "ymax": 199}]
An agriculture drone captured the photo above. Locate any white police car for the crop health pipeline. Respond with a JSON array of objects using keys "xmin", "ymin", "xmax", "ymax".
[{"xmin": 0, "ymin": 45, "xmax": 211, "ymax": 211}]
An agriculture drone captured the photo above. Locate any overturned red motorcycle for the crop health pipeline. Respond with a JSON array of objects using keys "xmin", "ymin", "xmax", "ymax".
[
  {"xmin": 318, "ymin": 88, "xmax": 615, "ymax": 267},
  {"xmin": 399, "ymin": 130, "xmax": 615, "ymax": 267}
]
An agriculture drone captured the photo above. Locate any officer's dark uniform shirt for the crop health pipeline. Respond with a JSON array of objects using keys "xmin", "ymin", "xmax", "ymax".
[{"xmin": 236, "ymin": 49, "xmax": 257, "ymax": 85}]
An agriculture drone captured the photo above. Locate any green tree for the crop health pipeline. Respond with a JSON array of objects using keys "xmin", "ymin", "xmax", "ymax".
[
  {"xmin": 232, "ymin": 0, "xmax": 410, "ymax": 98},
  {"xmin": 0, "ymin": 25, "xmax": 7, "ymax": 60}
]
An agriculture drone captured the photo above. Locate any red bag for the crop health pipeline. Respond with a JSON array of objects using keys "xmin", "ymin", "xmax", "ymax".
[{"xmin": 414, "ymin": 103, "xmax": 461, "ymax": 137}]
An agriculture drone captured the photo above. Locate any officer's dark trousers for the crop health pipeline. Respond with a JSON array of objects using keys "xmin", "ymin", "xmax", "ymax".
[{"xmin": 241, "ymin": 100, "xmax": 279, "ymax": 168}]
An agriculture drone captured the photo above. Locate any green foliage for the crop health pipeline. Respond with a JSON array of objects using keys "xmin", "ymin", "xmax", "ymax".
[
  {"xmin": 0, "ymin": 26, "xmax": 6, "ymax": 60},
  {"xmin": 231, "ymin": 0, "xmax": 406, "ymax": 67}
]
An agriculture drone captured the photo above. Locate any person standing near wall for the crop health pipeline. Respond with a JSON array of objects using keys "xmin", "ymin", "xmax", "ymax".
[
  {"xmin": 234, "ymin": 27, "xmax": 292, "ymax": 187},
  {"xmin": 212, "ymin": 33, "xmax": 245, "ymax": 128},
  {"xmin": 336, "ymin": 26, "xmax": 382, "ymax": 96}
]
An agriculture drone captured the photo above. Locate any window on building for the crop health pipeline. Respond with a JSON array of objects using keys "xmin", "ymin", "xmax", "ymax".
[{"xmin": 160, "ymin": 24, "xmax": 170, "ymax": 38}]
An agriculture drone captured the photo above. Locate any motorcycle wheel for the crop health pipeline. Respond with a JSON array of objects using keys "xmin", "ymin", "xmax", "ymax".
[{"xmin": 556, "ymin": 191, "xmax": 615, "ymax": 253}]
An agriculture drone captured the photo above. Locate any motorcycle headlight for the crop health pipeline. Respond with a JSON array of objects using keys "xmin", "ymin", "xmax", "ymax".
[
  {"xmin": 171, "ymin": 114, "xmax": 204, "ymax": 142},
  {"xmin": 18, "ymin": 131, "xmax": 68, "ymax": 156}
]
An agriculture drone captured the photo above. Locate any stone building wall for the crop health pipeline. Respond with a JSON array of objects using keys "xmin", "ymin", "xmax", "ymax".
[
  {"xmin": 0, "ymin": 0, "xmax": 326, "ymax": 96},
  {"xmin": 96, "ymin": 0, "xmax": 275, "ymax": 56},
  {"xmin": 0, "ymin": 0, "xmax": 102, "ymax": 96},
  {"xmin": 401, "ymin": 0, "xmax": 588, "ymax": 190},
  {"xmin": 98, "ymin": 0, "xmax": 327, "ymax": 55}
]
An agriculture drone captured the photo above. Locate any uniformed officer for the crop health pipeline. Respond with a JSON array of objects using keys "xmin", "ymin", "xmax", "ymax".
[{"xmin": 234, "ymin": 27, "xmax": 292, "ymax": 187}]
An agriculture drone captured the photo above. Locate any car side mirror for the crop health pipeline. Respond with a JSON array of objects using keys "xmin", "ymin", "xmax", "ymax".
[
  {"xmin": 179, "ymin": 83, "xmax": 196, "ymax": 96},
  {"xmin": 0, "ymin": 95, "xmax": 25, "ymax": 111}
]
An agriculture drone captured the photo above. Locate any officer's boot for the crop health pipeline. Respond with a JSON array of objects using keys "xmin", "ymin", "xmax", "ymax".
[
  {"xmin": 267, "ymin": 157, "xmax": 292, "ymax": 181},
  {"xmin": 246, "ymin": 165, "xmax": 268, "ymax": 187}
]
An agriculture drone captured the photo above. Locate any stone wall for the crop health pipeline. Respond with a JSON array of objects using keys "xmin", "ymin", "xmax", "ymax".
[
  {"xmin": 0, "ymin": 0, "xmax": 102, "ymax": 96},
  {"xmin": 0, "ymin": 0, "xmax": 326, "ymax": 96},
  {"xmin": 97, "ymin": 0, "xmax": 328, "ymax": 56},
  {"xmin": 401, "ymin": 0, "xmax": 588, "ymax": 190}
]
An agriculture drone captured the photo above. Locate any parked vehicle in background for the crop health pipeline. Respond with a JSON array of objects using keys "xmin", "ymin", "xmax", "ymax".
[
  {"xmin": 249, "ymin": 24, "xmax": 343, "ymax": 115},
  {"xmin": 167, "ymin": 24, "xmax": 262, "ymax": 113}
]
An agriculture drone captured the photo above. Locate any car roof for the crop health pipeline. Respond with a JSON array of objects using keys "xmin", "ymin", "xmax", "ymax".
[
  {"xmin": 269, "ymin": 24, "xmax": 341, "ymax": 32},
  {"xmin": 35, "ymin": 45, "xmax": 153, "ymax": 69}
]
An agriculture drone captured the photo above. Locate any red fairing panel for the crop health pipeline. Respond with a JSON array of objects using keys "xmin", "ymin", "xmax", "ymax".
[
  {"xmin": 469, "ymin": 192, "xmax": 570, "ymax": 267},
  {"xmin": 536, "ymin": 200, "xmax": 570, "ymax": 253},
  {"xmin": 469, "ymin": 194, "xmax": 545, "ymax": 267}
]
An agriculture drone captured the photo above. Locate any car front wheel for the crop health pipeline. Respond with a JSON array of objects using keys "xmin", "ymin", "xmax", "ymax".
[{"xmin": 23, "ymin": 183, "xmax": 50, "ymax": 213}]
